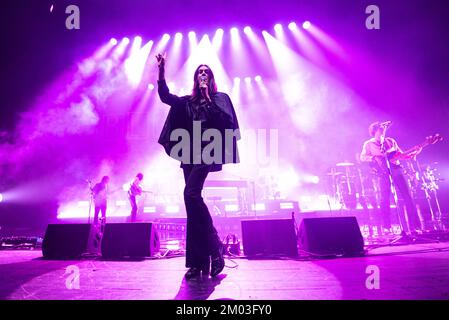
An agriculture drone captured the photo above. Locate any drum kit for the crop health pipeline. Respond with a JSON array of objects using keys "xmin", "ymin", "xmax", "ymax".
[
  {"xmin": 326, "ymin": 161, "xmax": 380, "ymax": 210},
  {"xmin": 326, "ymin": 159, "xmax": 445, "ymax": 230}
]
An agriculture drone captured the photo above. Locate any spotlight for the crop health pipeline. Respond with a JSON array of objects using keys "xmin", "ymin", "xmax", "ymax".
[
  {"xmin": 274, "ymin": 23, "xmax": 283, "ymax": 32},
  {"xmin": 110, "ymin": 38, "xmax": 118, "ymax": 45},
  {"xmin": 230, "ymin": 27, "xmax": 239, "ymax": 36},
  {"xmin": 162, "ymin": 33, "xmax": 171, "ymax": 40},
  {"xmin": 148, "ymin": 83, "xmax": 154, "ymax": 90},
  {"xmin": 234, "ymin": 77, "xmax": 241, "ymax": 83},
  {"xmin": 302, "ymin": 21, "xmax": 311, "ymax": 30},
  {"xmin": 244, "ymin": 77, "xmax": 251, "ymax": 83},
  {"xmin": 215, "ymin": 28, "xmax": 224, "ymax": 36},
  {"xmin": 288, "ymin": 22, "xmax": 297, "ymax": 30},
  {"xmin": 255, "ymin": 75, "xmax": 262, "ymax": 82},
  {"xmin": 134, "ymin": 36, "xmax": 142, "ymax": 43},
  {"xmin": 175, "ymin": 32, "xmax": 183, "ymax": 40},
  {"xmin": 188, "ymin": 31, "xmax": 196, "ymax": 38},
  {"xmin": 50, "ymin": 4, "xmax": 54, "ymax": 12},
  {"xmin": 123, "ymin": 37, "xmax": 130, "ymax": 44},
  {"xmin": 243, "ymin": 26, "xmax": 252, "ymax": 34},
  {"xmin": 0, "ymin": 193, "xmax": 3, "ymax": 203}
]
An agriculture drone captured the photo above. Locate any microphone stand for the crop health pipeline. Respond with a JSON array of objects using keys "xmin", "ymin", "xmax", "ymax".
[
  {"xmin": 87, "ymin": 180, "xmax": 94, "ymax": 224},
  {"xmin": 378, "ymin": 130, "xmax": 411, "ymax": 244}
]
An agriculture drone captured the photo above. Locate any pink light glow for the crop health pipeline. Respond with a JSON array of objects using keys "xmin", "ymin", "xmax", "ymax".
[{"xmin": 303, "ymin": 21, "xmax": 311, "ymax": 30}]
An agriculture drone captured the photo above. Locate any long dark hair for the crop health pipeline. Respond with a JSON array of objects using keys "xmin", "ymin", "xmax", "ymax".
[{"xmin": 190, "ymin": 64, "xmax": 218, "ymax": 102}]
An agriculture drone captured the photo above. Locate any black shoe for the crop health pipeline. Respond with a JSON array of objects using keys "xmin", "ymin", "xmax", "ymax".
[
  {"xmin": 185, "ymin": 268, "xmax": 201, "ymax": 279},
  {"xmin": 210, "ymin": 244, "xmax": 225, "ymax": 277},
  {"xmin": 201, "ymin": 257, "xmax": 211, "ymax": 275}
]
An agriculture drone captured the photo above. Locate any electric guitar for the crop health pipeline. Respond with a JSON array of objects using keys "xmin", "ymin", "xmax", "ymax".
[{"xmin": 371, "ymin": 134, "xmax": 443, "ymax": 176}]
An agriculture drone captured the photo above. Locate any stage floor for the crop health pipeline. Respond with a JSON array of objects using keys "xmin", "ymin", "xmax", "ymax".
[{"xmin": 1, "ymin": 242, "xmax": 449, "ymax": 300}]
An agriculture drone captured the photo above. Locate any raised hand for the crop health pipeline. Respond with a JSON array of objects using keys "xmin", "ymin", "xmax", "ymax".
[{"xmin": 156, "ymin": 52, "xmax": 166, "ymax": 68}]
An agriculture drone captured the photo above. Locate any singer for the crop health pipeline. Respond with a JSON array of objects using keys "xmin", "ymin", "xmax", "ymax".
[
  {"xmin": 360, "ymin": 122, "xmax": 422, "ymax": 235},
  {"xmin": 92, "ymin": 176, "xmax": 110, "ymax": 227},
  {"xmin": 155, "ymin": 53, "xmax": 240, "ymax": 279}
]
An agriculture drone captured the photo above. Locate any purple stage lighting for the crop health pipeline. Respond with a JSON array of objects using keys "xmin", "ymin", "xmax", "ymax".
[
  {"xmin": 243, "ymin": 26, "xmax": 252, "ymax": 34},
  {"xmin": 50, "ymin": 4, "xmax": 54, "ymax": 12},
  {"xmin": 175, "ymin": 32, "xmax": 183, "ymax": 40},
  {"xmin": 110, "ymin": 38, "xmax": 118, "ymax": 45},
  {"xmin": 255, "ymin": 75, "xmax": 262, "ymax": 82},
  {"xmin": 134, "ymin": 36, "xmax": 142, "ymax": 43},
  {"xmin": 188, "ymin": 31, "xmax": 196, "ymax": 38},
  {"xmin": 0, "ymin": 193, "xmax": 3, "ymax": 203},
  {"xmin": 123, "ymin": 37, "xmax": 130, "ymax": 44},
  {"xmin": 234, "ymin": 77, "xmax": 241, "ymax": 83},
  {"xmin": 148, "ymin": 84, "xmax": 155, "ymax": 90},
  {"xmin": 230, "ymin": 27, "xmax": 239, "ymax": 36},
  {"xmin": 274, "ymin": 24, "xmax": 283, "ymax": 33},
  {"xmin": 162, "ymin": 33, "xmax": 171, "ymax": 41},
  {"xmin": 244, "ymin": 76, "xmax": 252, "ymax": 83},
  {"xmin": 288, "ymin": 22, "xmax": 297, "ymax": 30},
  {"xmin": 303, "ymin": 21, "xmax": 311, "ymax": 30}
]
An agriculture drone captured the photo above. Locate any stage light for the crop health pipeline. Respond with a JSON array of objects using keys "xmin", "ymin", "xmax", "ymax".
[
  {"xmin": 143, "ymin": 206, "xmax": 157, "ymax": 213},
  {"xmin": 148, "ymin": 83, "xmax": 154, "ymax": 90},
  {"xmin": 225, "ymin": 204, "xmax": 239, "ymax": 212},
  {"xmin": 234, "ymin": 77, "xmax": 241, "ymax": 83},
  {"xmin": 244, "ymin": 76, "xmax": 252, "ymax": 83},
  {"xmin": 188, "ymin": 31, "xmax": 196, "ymax": 39},
  {"xmin": 77, "ymin": 201, "xmax": 89, "ymax": 207},
  {"xmin": 116, "ymin": 200, "xmax": 127, "ymax": 207},
  {"xmin": 288, "ymin": 22, "xmax": 297, "ymax": 30},
  {"xmin": 123, "ymin": 37, "xmax": 130, "ymax": 44},
  {"xmin": 110, "ymin": 38, "xmax": 118, "ymax": 45},
  {"xmin": 302, "ymin": 21, "xmax": 311, "ymax": 30},
  {"xmin": 255, "ymin": 75, "xmax": 262, "ymax": 82},
  {"xmin": 243, "ymin": 26, "xmax": 252, "ymax": 34},
  {"xmin": 50, "ymin": 4, "xmax": 54, "ymax": 13},
  {"xmin": 166, "ymin": 205, "xmax": 180, "ymax": 214},
  {"xmin": 230, "ymin": 27, "xmax": 239, "ymax": 37},
  {"xmin": 212, "ymin": 28, "xmax": 224, "ymax": 49},
  {"xmin": 166, "ymin": 240, "xmax": 181, "ymax": 250},
  {"xmin": 0, "ymin": 193, "xmax": 3, "ymax": 203},
  {"xmin": 251, "ymin": 203, "xmax": 266, "ymax": 211},
  {"xmin": 175, "ymin": 32, "xmax": 183, "ymax": 40},
  {"xmin": 274, "ymin": 23, "xmax": 283, "ymax": 33},
  {"xmin": 134, "ymin": 36, "xmax": 142, "ymax": 43},
  {"xmin": 280, "ymin": 202, "xmax": 294, "ymax": 210},
  {"xmin": 162, "ymin": 33, "xmax": 171, "ymax": 41}
]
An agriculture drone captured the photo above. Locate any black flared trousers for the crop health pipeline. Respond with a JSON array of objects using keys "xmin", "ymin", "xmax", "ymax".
[{"xmin": 182, "ymin": 164, "xmax": 221, "ymax": 268}]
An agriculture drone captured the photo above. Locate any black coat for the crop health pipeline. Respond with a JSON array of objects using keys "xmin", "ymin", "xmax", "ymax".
[{"xmin": 157, "ymin": 80, "xmax": 240, "ymax": 172}]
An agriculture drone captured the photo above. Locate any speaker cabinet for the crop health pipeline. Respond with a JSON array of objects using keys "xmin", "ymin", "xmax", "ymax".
[
  {"xmin": 298, "ymin": 217, "xmax": 365, "ymax": 257},
  {"xmin": 241, "ymin": 219, "xmax": 298, "ymax": 256},
  {"xmin": 42, "ymin": 223, "xmax": 101, "ymax": 259},
  {"xmin": 101, "ymin": 223, "xmax": 160, "ymax": 259}
]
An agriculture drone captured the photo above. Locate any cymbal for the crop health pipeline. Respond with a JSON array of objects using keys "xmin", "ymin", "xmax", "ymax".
[
  {"xmin": 336, "ymin": 162, "xmax": 354, "ymax": 167},
  {"xmin": 326, "ymin": 172, "xmax": 343, "ymax": 176}
]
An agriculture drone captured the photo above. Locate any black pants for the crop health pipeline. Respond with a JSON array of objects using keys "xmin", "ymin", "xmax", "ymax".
[
  {"xmin": 93, "ymin": 204, "xmax": 106, "ymax": 226},
  {"xmin": 379, "ymin": 168, "xmax": 421, "ymax": 232},
  {"xmin": 182, "ymin": 164, "xmax": 221, "ymax": 268},
  {"xmin": 129, "ymin": 196, "xmax": 137, "ymax": 222}
]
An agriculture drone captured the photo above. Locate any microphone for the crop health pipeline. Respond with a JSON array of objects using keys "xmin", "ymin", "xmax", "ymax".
[
  {"xmin": 200, "ymin": 75, "xmax": 207, "ymax": 85},
  {"xmin": 380, "ymin": 121, "xmax": 392, "ymax": 127}
]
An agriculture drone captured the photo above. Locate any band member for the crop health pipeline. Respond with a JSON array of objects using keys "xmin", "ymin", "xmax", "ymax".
[
  {"xmin": 360, "ymin": 122, "xmax": 422, "ymax": 235},
  {"xmin": 128, "ymin": 173, "xmax": 144, "ymax": 222},
  {"xmin": 156, "ymin": 53, "xmax": 240, "ymax": 279},
  {"xmin": 92, "ymin": 176, "xmax": 110, "ymax": 227}
]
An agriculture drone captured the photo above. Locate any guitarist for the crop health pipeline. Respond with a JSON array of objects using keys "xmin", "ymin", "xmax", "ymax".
[
  {"xmin": 128, "ymin": 173, "xmax": 144, "ymax": 222},
  {"xmin": 360, "ymin": 122, "xmax": 422, "ymax": 235},
  {"xmin": 92, "ymin": 176, "xmax": 110, "ymax": 228}
]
